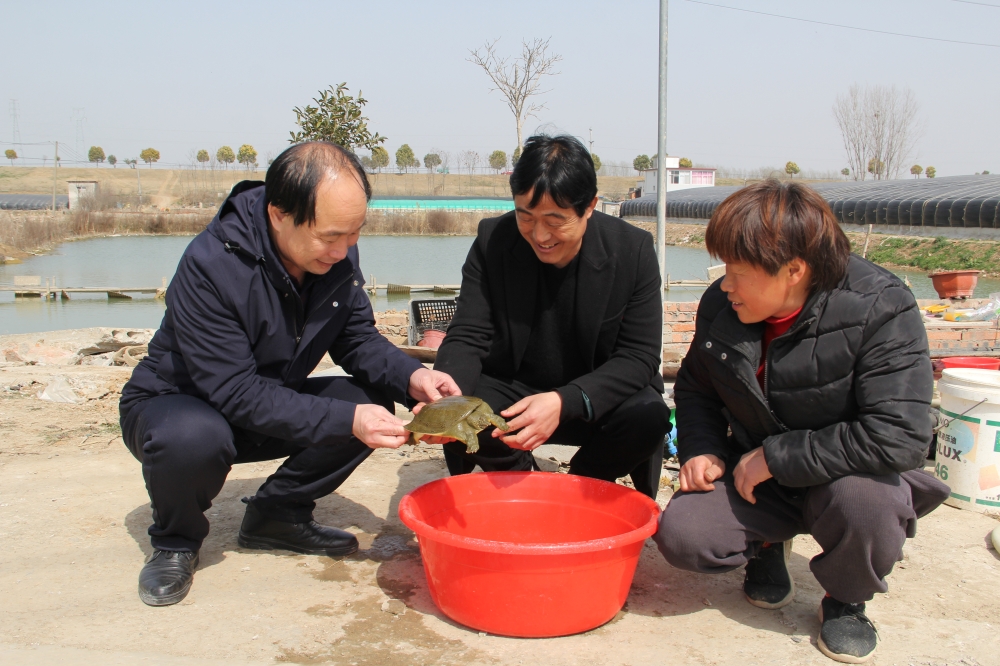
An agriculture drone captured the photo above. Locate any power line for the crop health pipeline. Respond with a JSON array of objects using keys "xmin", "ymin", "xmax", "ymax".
[
  {"xmin": 685, "ymin": 0, "xmax": 1000, "ymax": 48},
  {"xmin": 952, "ymin": 0, "xmax": 1000, "ymax": 7}
]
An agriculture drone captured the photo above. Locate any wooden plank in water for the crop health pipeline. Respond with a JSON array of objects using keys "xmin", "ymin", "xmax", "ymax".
[{"xmin": 107, "ymin": 291, "xmax": 132, "ymax": 300}]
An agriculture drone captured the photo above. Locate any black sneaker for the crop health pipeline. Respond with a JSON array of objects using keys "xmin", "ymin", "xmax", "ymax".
[
  {"xmin": 817, "ymin": 596, "xmax": 878, "ymax": 663},
  {"xmin": 743, "ymin": 539, "xmax": 795, "ymax": 609},
  {"xmin": 138, "ymin": 549, "xmax": 199, "ymax": 607}
]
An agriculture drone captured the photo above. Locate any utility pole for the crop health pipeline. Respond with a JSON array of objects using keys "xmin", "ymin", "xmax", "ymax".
[
  {"xmin": 588, "ymin": 128, "xmax": 594, "ymax": 153},
  {"xmin": 136, "ymin": 163, "xmax": 142, "ymax": 206},
  {"xmin": 51, "ymin": 141, "xmax": 58, "ymax": 212},
  {"xmin": 10, "ymin": 100, "xmax": 22, "ymax": 147},
  {"xmin": 655, "ymin": 0, "xmax": 669, "ymax": 291}
]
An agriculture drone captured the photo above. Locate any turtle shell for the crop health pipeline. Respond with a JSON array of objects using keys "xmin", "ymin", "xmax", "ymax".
[{"xmin": 405, "ymin": 395, "xmax": 486, "ymax": 434}]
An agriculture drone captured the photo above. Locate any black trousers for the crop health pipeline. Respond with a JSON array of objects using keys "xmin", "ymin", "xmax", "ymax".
[
  {"xmin": 443, "ymin": 374, "xmax": 672, "ymax": 499},
  {"xmin": 120, "ymin": 376, "xmax": 390, "ymax": 552},
  {"xmin": 654, "ymin": 468, "xmax": 949, "ymax": 603}
]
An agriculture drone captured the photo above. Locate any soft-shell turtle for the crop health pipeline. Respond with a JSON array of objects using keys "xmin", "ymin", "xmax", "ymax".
[{"xmin": 405, "ymin": 396, "xmax": 509, "ymax": 453}]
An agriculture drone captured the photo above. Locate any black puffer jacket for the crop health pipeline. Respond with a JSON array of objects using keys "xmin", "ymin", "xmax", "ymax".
[{"xmin": 675, "ymin": 254, "xmax": 933, "ymax": 487}]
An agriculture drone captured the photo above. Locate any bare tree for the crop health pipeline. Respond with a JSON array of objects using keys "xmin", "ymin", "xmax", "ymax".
[
  {"xmin": 437, "ymin": 150, "xmax": 451, "ymax": 173},
  {"xmin": 833, "ymin": 84, "xmax": 920, "ymax": 181},
  {"xmin": 468, "ymin": 38, "xmax": 562, "ymax": 149},
  {"xmin": 458, "ymin": 150, "xmax": 481, "ymax": 175}
]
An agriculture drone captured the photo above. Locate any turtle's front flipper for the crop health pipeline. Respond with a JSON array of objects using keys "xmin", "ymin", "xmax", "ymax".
[{"xmin": 489, "ymin": 414, "xmax": 509, "ymax": 432}]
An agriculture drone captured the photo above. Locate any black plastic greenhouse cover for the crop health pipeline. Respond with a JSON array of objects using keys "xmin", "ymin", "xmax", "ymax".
[
  {"xmin": 619, "ymin": 175, "xmax": 1000, "ymax": 229},
  {"xmin": 0, "ymin": 194, "xmax": 69, "ymax": 210}
]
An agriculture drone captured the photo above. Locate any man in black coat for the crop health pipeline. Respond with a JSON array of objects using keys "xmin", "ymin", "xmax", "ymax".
[
  {"xmin": 653, "ymin": 181, "xmax": 949, "ymax": 663},
  {"xmin": 119, "ymin": 143, "xmax": 459, "ymax": 606},
  {"xmin": 431, "ymin": 135, "xmax": 671, "ymax": 497}
]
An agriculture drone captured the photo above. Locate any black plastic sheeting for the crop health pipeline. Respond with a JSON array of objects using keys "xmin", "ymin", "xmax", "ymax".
[
  {"xmin": 619, "ymin": 175, "xmax": 1000, "ymax": 229},
  {"xmin": 0, "ymin": 194, "xmax": 69, "ymax": 210}
]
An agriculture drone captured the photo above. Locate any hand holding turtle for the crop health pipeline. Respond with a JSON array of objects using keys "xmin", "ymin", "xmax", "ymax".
[
  {"xmin": 408, "ymin": 368, "xmax": 461, "ymax": 404},
  {"xmin": 353, "ymin": 404, "xmax": 409, "ymax": 449},
  {"xmin": 404, "ymin": 396, "xmax": 508, "ymax": 452},
  {"xmin": 495, "ymin": 391, "xmax": 562, "ymax": 452}
]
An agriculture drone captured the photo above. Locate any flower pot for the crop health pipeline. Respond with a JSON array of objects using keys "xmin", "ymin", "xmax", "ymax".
[
  {"xmin": 929, "ymin": 270, "xmax": 981, "ymax": 299},
  {"xmin": 417, "ymin": 329, "xmax": 447, "ymax": 349}
]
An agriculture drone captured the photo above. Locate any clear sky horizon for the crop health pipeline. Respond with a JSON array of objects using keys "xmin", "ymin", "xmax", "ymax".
[{"xmin": 3, "ymin": 0, "xmax": 997, "ymax": 177}]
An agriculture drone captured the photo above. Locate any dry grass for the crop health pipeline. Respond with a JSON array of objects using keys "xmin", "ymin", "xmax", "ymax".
[
  {"xmin": 0, "ymin": 166, "xmax": 639, "ymax": 203},
  {"xmin": 0, "ymin": 208, "xmax": 480, "ymax": 253},
  {"xmin": 362, "ymin": 210, "xmax": 482, "ymax": 235},
  {"xmin": 0, "ymin": 210, "xmax": 212, "ymax": 253}
]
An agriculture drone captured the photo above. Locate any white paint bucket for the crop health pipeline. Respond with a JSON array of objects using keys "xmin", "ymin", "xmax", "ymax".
[{"xmin": 935, "ymin": 368, "xmax": 1000, "ymax": 514}]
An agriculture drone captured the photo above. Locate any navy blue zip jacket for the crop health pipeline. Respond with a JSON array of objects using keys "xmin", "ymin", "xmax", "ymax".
[{"xmin": 120, "ymin": 181, "xmax": 423, "ymax": 446}]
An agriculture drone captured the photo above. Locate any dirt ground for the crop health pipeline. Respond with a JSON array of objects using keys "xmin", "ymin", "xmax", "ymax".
[{"xmin": 1, "ymin": 338, "xmax": 999, "ymax": 665}]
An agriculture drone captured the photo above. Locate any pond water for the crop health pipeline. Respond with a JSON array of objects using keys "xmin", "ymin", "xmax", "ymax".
[{"xmin": 2, "ymin": 235, "xmax": 995, "ymax": 336}]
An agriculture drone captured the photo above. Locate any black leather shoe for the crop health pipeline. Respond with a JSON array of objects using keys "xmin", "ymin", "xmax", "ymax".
[
  {"xmin": 138, "ymin": 549, "xmax": 199, "ymax": 607},
  {"xmin": 743, "ymin": 539, "xmax": 795, "ymax": 609},
  {"xmin": 238, "ymin": 500, "xmax": 358, "ymax": 556}
]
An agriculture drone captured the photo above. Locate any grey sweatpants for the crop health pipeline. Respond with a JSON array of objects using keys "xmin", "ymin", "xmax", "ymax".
[{"xmin": 654, "ymin": 469, "xmax": 949, "ymax": 603}]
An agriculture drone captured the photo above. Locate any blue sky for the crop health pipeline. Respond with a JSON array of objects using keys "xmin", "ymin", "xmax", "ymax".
[{"xmin": 2, "ymin": 0, "xmax": 997, "ymax": 175}]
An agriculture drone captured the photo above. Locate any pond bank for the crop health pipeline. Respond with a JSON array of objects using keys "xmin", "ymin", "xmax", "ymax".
[
  {"xmin": 627, "ymin": 219, "xmax": 1000, "ymax": 278},
  {"xmin": 4, "ymin": 210, "xmax": 999, "ymax": 281}
]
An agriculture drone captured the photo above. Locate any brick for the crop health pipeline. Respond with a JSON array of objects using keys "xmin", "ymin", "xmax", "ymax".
[
  {"xmin": 663, "ymin": 348, "xmax": 685, "ymax": 363},
  {"xmin": 671, "ymin": 332, "xmax": 694, "ymax": 343},
  {"xmin": 678, "ymin": 302, "xmax": 700, "ymax": 312},
  {"xmin": 662, "ymin": 302, "xmax": 679, "ymax": 312},
  {"xmin": 962, "ymin": 329, "xmax": 999, "ymax": 342},
  {"xmin": 926, "ymin": 330, "xmax": 962, "ymax": 341},
  {"xmin": 673, "ymin": 322, "xmax": 696, "ymax": 332}
]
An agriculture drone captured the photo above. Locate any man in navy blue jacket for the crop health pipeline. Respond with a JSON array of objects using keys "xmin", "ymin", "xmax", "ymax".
[{"xmin": 119, "ymin": 142, "xmax": 459, "ymax": 606}]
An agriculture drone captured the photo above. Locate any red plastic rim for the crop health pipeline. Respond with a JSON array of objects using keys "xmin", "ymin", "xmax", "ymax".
[
  {"xmin": 398, "ymin": 472, "xmax": 661, "ymax": 555},
  {"xmin": 940, "ymin": 356, "xmax": 1000, "ymax": 370}
]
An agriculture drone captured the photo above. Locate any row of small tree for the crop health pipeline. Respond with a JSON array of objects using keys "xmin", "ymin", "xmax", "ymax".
[
  {"xmin": 358, "ymin": 146, "xmax": 517, "ymax": 175},
  {"xmin": 63, "ymin": 145, "xmax": 260, "ymax": 170},
  {"xmin": 195, "ymin": 145, "xmax": 258, "ymax": 171},
  {"xmin": 633, "ymin": 155, "xmax": 693, "ymax": 172},
  {"xmin": 359, "ymin": 144, "xmax": 601, "ymax": 175}
]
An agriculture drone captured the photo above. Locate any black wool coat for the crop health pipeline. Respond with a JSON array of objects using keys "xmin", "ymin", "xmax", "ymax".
[
  {"xmin": 434, "ymin": 210, "xmax": 664, "ymax": 422},
  {"xmin": 675, "ymin": 255, "xmax": 934, "ymax": 487},
  {"xmin": 120, "ymin": 182, "xmax": 423, "ymax": 446}
]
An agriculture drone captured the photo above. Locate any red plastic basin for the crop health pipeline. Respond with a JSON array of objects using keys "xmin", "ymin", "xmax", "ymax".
[
  {"xmin": 398, "ymin": 471, "xmax": 660, "ymax": 638},
  {"xmin": 940, "ymin": 356, "xmax": 1000, "ymax": 371}
]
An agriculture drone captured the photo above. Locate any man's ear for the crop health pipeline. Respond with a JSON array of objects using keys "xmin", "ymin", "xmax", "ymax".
[
  {"xmin": 583, "ymin": 196, "xmax": 599, "ymax": 220},
  {"xmin": 268, "ymin": 203, "xmax": 288, "ymax": 230}
]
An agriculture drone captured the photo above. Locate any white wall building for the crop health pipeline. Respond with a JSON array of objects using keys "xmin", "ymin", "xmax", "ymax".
[
  {"xmin": 66, "ymin": 180, "xmax": 99, "ymax": 209},
  {"xmin": 641, "ymin": 157, "xmax": 716, "ymax": 195}
]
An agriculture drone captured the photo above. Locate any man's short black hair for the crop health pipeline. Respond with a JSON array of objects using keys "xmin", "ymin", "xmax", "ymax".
[
  {"xmin": 265, "ymin": 142, "xmax": 372, "ymax": 226},
  {"xmin": 509, "ymin": 134, "xmax": 598, "ymax": 217}
]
